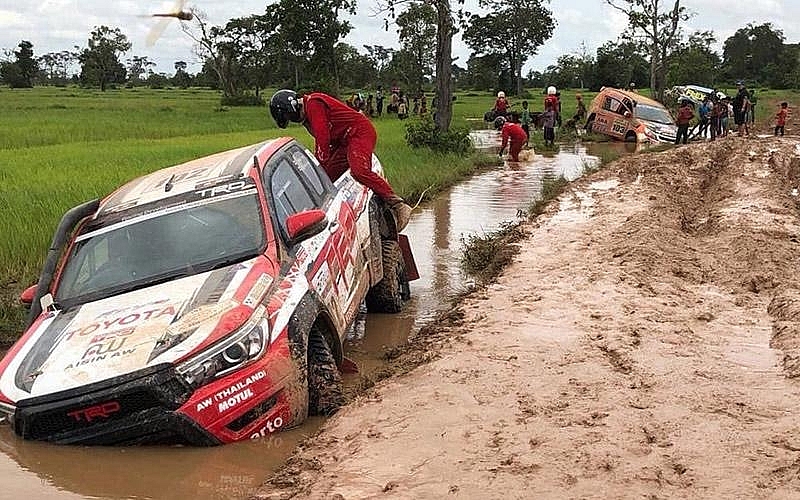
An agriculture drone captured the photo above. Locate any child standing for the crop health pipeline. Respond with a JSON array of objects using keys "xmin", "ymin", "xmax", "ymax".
[
  {"xmin": 520, "ymin": 101, "xmax": 532, "ymax": 145},
  {"xmin": 542, "ymin": 103, "xmax": 556, "ymax": 148},
  {"xmin": 775, "ymin": 102, "xmax": 788, "ymax": 136},
  {"xmin": 573, "ymin": 93, "xmax": 587, "ymax": 123}
]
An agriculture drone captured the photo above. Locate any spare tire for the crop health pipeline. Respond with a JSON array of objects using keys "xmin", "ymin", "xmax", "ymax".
[{"xmin": 366, "ymin": 240, "xmax": 410, "ymax": 313}]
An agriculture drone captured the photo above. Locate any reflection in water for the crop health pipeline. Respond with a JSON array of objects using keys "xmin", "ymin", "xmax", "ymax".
[
  {"xmin": 0, "ymin": 132, "xmax": 600, "ymax": 500},
  {"xmin": 0, "ymin": 421, "xmax": 323, "ymax": 500},
  {"xmin": 345, "ymin": 133, "xmax": 600, "ymax": 384}
]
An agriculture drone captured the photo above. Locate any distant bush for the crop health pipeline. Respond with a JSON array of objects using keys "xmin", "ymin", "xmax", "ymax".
[{"xmin": 405, "ymin": 116, "xmax": 472, "ymax": 154}]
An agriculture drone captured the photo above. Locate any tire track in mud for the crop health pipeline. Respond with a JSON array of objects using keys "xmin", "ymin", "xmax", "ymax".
[{"xmin": 591, "ymin": 137, "xmax": 800, "ymax": 495}]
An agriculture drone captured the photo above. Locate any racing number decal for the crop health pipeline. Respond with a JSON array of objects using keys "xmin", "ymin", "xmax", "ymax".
[{"xmin": 611, "ymin": 119, "xmax": 627, "ymax": 135}]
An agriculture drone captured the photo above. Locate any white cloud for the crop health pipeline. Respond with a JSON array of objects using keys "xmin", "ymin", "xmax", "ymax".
[
  {"xmin": 0, "ymin": 9, "xmax": 27, "ymax": 29},
  {"xmin": 0, "ymin": 0, "xmax": 798, "ymax": 76}
]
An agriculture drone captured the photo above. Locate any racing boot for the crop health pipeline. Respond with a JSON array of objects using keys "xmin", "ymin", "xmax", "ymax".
[{"xmin": 386, "ymin": 195, "xmax": 413, "ymax": 232}]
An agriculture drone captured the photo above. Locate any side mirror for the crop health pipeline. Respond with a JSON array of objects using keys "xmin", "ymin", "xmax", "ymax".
[
  {"xmin": 19, "ymin": 285, "xmax": 37, "ymax": 307},
  {"xmin": 286, "ymin": 209, "xmax": 328, "ymax": 244},
  {"xmin": 624, "ymin": 111, "xmax": 632, "ymax": 119}
]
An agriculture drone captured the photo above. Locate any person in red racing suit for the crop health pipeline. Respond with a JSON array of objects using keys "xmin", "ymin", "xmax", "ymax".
[
  {"xmin": 494, "ymin": 116, "xmax": 528, "ymax": 162},
  {"xmin": 269, "ymin": 89, "xmax": 413, "ymax": 231}
]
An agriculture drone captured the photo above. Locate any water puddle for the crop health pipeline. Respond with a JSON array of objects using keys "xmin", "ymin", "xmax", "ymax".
[{"xmin": 0, "ymin": 132, "xmax": 604, "ymax": 499}]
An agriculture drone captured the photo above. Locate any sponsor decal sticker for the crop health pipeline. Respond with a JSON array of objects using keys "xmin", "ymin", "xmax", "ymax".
[
  {"xmin": 195, "ymin": 180, "xmax": 252, "ymax": 198},
  {"xmin": 311, "ymin": 262, "xmax": 331, "ymax": 297},
  {"xmin": 67, "ymin": 401, "xmax": 121, "ymax": 423},
  {"xmin": 196, "ymin": 370, "xmax": 266, "ymax": 412},
  {"xmin": 243, "ymin": 274, "xmax": 274, "ymax": 308},
  {"xmin": 250, "ymin": 416, "xmax": 284, "ymax": 439},
  {"xmin": 62, "ymin": 305, "xmax": 177, "ymax": 342}
]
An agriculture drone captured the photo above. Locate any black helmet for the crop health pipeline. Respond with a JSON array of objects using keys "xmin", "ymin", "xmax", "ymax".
[
  {"xmin": 269, "ymin": 89, "xmax": 302, "ymax": 128},
  {"xmin": 493, "ymin": 116, "xmax": 506, "ymax": 130}
]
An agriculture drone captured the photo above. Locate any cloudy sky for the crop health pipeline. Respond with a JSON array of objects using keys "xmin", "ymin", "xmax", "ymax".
[{"xmin": 0, "ymin": 0, "xmax": 797, "ymax": 77}]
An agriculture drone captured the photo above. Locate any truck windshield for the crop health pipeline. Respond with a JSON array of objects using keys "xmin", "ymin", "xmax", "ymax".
[
  {"xmin": 56, "ymin": 191, "xmax": 265, "ymax": 305},
  {"xmin": 635, "ymin": 104, "xmax": 675, "ymax": 125}
]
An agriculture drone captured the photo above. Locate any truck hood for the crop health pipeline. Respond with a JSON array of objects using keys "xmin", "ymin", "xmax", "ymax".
[
  {"xmin": 638, "ymin": 119, "xmax": 677, "ymax": 140},
  {"xmin": 0, "ymin": 257, "xmax": 273, "ymax": 402}
]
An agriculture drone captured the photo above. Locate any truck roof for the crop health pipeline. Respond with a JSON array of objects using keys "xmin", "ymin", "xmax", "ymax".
[{"xmin": 96, "ymin": 138, "xmax": 287, "ymax": 217}]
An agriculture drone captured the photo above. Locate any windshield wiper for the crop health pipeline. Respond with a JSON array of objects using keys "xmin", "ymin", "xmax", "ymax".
[{"xmin": 192, "ymin": 251, "xmax": 260, "ymax": 274}]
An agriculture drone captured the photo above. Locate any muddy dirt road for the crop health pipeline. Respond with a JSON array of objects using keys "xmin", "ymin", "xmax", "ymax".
[{"xmin": 256, "ymin": 136, "xmax": 800, "ymax": 499}]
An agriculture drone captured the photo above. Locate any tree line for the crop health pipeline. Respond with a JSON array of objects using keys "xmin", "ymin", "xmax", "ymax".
[{"xmin": 1, "ymin": 1, "xmax": 798, "ymax": 115}]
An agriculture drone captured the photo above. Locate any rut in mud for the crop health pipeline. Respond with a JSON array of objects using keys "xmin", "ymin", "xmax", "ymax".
[{"xmin": 255, "ymin": 137, "xmax": 800, "ymax": 499}]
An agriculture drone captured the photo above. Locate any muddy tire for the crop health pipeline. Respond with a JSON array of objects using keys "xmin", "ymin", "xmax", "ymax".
[
  {"xmin": 366, "ymin": 240, "xmax": 410, "ymax": 313},
  {"xmin": 624, "ymin": 131, "xmax": 637, "ymax": 142},
  {"xmin": 307, "ymin": 326, "xmax": 344, "ymax": 416}
]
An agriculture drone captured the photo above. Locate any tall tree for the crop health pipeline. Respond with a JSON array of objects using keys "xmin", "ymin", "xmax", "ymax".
[
  {"xmin": 395, "ymin": 2, "xmax": 437, "ymax": 93},
  {"xmin": 380, "ymin": 0, "xmax": 462, "ymax": 132},
  {"xmin": 78, "ymin": 26, "xmax": 131, "ymax": 91},
  {"xmin": 464, "ymin": 53, "xmax": 505, "ymax": 91},
  {"xmin": 126, "ymin": 55, "xmax": 155, "ymax": 85},
  {"xmin": 722, "ymin": 23, "xmax": 786, "ymax": 86},
  {"xmin": 14, "ymin": 41, "xmax": 37, "ymax": 87},
  {"xmin": 1, "ymin": 40, "xmax": 38, "ymax": 88},
  {"xmin": 667, "ymin": 31, "xmax": 720, "ymax": 88},
  {"xmin": 183, "ymin": 10, "xmax": 240, "ymax": 97},
  {"xmin": 173, "ymin": 60, "xmax": 192, "ymax": 88},
  {"xmin": 594, "ymin": 40, "xmax": 649, "ymax": 91},
  {"xmin": 363, "ymin": 45, "xmax": 395, "ymax": 83},
  {"xmin": 463, "ymin": 0, "xmax": 556, "ymax": 96},
  {"xmin": 383, "ymin": 48, "xmax": 417, "ymax": 88},
  {"xmin": 607, "ymin": 0, "xmax": 690, "ymax": 100},
  {"xmin": 336, "ymin": 43, "xmax": 378, "ymax": 89},
  {"xmin": 222, "ymin": 13, "xmax": 279, "ymax": 98},
  {"xmin": 267, "ymin": 0, "xmax": 355, "ymax": 95}
]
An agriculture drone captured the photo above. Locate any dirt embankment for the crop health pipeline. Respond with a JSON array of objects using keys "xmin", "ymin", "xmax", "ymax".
[{"xmin": 255, "ymin": 136, "xmax": 800, "ymax": 499}]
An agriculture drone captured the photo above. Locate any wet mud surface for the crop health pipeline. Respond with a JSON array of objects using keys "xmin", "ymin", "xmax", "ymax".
[
  {"xmin": 256, "ymin": 136, "xmax": 800, "ymax": 499},
  {"xmin": 0, "ymin": 138, "xmax": 598, "ymax": 499}
]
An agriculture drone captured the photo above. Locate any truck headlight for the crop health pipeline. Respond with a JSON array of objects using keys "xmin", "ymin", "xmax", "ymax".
[{"xmin": 176, "ymin": 305, "xmax": 269, "ymax": 389}]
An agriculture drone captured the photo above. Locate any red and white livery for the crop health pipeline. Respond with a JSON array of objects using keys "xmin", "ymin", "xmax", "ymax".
[{"xmin": 0, "ymin": 137, "xmax": 416, "ymax": 445}]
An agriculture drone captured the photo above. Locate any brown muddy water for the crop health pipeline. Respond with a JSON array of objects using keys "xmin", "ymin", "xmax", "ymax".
[{"xmin": 0, "ymin": 133, "xmax": 605, "ymax": 500}]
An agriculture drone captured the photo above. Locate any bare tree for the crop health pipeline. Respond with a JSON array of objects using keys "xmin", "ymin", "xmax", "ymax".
[
  {"xmin": 607, "ymin": 0, "xmax": 690, "ymax": 100},
  {"xmin": 181, "ymin": 9, "xmax": 238, "ymax": 97},
  {"xmin": 379, "ymin": 0, "xmax": 462, "ymax": 132}
]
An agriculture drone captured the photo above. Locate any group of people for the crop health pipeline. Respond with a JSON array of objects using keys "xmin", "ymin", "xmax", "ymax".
[
  {"xmin": 675, "ymin": 81, "xmax": 790, "ymax": 144},
  {"xmin": 491, "ymin": 85, "xmax": 588, "ymax": 160},
  {"xmin": 345, "ymin": 85, "xmax": 428, "ymax": 121}
]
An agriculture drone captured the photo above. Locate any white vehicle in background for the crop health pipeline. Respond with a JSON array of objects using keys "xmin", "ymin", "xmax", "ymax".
[{"xmin": 666, "ymin": 85, "xmax": 716, "ymax": 106}]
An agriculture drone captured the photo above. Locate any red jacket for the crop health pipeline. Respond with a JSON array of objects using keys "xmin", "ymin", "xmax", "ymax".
[
  {"xmin": 494, "ymin": 97, "xmax": 508, "ymax": 112},
  {"xmin": 302, "ymin": 92, "xmax": 373, "ymax": 166},
  {"xmin": 501, "ymin": 122, "xmax": 527, "ymax": 148},
  {"xmin": 777, "ymin": 108, "xmax": 788, "ymax": 126},
  {"xmin": 544, "ymin": 94, "xmax": 558, "ymax": 112},
  {"xmin": 676, "ymin": 105, "xmax": 694, "ymax": 125}
]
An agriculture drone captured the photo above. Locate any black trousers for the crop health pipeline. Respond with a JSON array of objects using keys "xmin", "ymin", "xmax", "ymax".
[{"xmin": 676, "ymin": 124, "xmax": 689, "ymax": 144}]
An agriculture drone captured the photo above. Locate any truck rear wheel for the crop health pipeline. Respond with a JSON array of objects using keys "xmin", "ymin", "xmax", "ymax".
[{"xmin": 366, "ymin": 240, "xmax": 410, "ymax": 313}]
